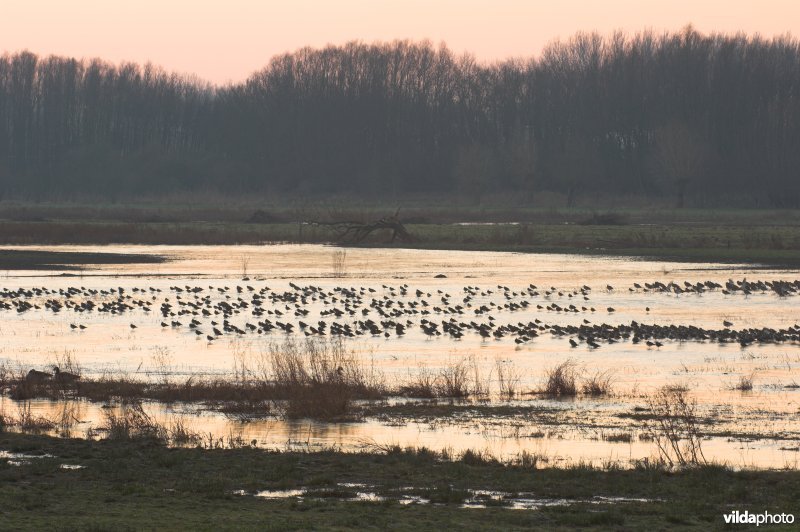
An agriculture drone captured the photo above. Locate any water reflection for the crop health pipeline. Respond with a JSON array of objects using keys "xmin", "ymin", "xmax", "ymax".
[{"xmin": 0, "ymin": 244, "xmax": 798, "ymax": 469}]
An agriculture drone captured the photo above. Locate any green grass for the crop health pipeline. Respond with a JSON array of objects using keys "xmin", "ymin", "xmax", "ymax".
[
  {"xmin": 0, "ymin": 202, "xmax": 798, "ymax": 266},
  {"xmin": 1, "ymin": 432, "xmax": 799, "ymax": 530}
]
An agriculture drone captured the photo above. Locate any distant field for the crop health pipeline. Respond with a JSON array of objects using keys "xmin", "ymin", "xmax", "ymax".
[{"xmin": 0, "ymin": 201, "xmax": 798, "ymax": 266}]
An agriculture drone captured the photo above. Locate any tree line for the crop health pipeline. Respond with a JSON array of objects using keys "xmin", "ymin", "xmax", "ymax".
[{"xmin": 1, "ymin": 27, "xmax": 799, "ymax": 207}]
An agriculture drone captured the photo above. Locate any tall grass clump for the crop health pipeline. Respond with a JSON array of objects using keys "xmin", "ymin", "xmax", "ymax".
[
  {"xmin": 731, "ymin": 372, "xmax": 755, "ymax": 391},
  {"xmin": 399, "ymin": 366, "xmax": 438, "ymax": 398},
  {"xmin": 582, "ymin": 370, "xmax": 614, "ymax": 396},
  {"xmin": 269, "ymin": 337, "xmax": 382, "ymax": 419},
  {"xmin": 542, "ymin": 359, "xmax": 578, "ymax": 396},
  {"xmin": 101, "ymin": 401, "xmax": 168, "ymax": 443},
  {"xmin": 437, "ymin": 359, "xmax": 472, "ymax": 398},
  {"xmin": 400, "ymin": 357, "xmax": 488, "ymax": 398}
]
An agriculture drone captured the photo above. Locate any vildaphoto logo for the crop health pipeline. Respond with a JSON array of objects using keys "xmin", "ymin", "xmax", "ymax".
[{"xmin": 723, "ymin": 510, "xmax": 795, "ymax": 526}]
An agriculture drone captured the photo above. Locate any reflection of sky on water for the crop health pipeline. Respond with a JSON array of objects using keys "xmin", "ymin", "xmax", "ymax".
[{"xmin": 0, "ymin": 244, "xmax": 798, "ymax": 468}]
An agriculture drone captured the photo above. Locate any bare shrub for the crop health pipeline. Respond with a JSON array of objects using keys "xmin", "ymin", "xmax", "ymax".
[
  {"xmin": 230, "ymin": 339, "xmax": 251, "ymax": 384},
  {"xmin": 470, "ymin": 357, "xmax": 490, "ymax": 398},
  {"xmin": 582, "ymin": 370, "xmax": 614, "ymax": 396},
  {"xmin": 437, "ymin": 359, "xmax": 471, "ymax": 398},
  {"xmin": 542, "ymin": 359, "xmax": 578, "ymax": 396},
  {"xmin": 495, "ymin": 358, "xmax": 521, "ymax": 399},
  {"xmin": 240, "ymin": 254, "xmax": 251, "ymax": 278},
  {"xmin": 645, "ymin": 386, "xmax": 707, "ymax": 467},
  {"xmin": 331, "ymin": 249, "xmax": 347, "ymax": 278},
  {"xmin": 149, "ymin": 346, "xmax": 174, "ymax": 387}
]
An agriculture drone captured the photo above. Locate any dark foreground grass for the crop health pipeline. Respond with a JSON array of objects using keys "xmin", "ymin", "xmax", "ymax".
[{"xmin": 1, "ymin": 432, "xmax": 798, "ymax": 530}]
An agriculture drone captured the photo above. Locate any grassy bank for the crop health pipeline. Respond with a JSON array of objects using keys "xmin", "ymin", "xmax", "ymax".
[
  {"xmin": 0, "ymin": 202, "xmax": 798, "ymax": 266},
  {"xmin": 0, "ymin": 219, "xmax": 797, "ymax": 266},
  {"xmin": 1, "ymin": 431, "xmax": 798, "ymax": 530}
]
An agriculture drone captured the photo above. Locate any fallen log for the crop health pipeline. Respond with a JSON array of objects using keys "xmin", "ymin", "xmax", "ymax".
[{"xmin": 309, "ymin": 214, "xmax": 413, "ymax": 244}]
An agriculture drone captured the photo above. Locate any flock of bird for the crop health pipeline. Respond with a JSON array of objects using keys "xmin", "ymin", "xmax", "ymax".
[{"xmin": 1, "ymin": 277, "xmax": 799, "ymax": 351}]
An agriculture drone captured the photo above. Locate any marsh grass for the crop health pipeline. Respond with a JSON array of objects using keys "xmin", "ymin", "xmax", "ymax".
[
  {"xmin": 54, "ymin": 400, "xmax": 81, "ymax": 437},
  {"xmin": 602, "ymin": 431, "xmax": 634, "ymax": 443},
  {"xmin": 541, "ymin": 359, "xmax": 579, "ymax": 397},
  {"xmin": 400, "ymin": 358, "xmax": 488, "ymax": 399},
  {"xmin": 2, "ymin": 338, "xmax": 386, "ymax": 421},
  {"xmin": 399, "ymin": 366, "xmax": 438, "ymax": 398},
  {"xmin": 169, "ymin": 416, "xmax": 202, "ymax": 446},
  {"xmin": 460, "ymin": 448, "xmax": 500, "ymax": 466},
  {"xmin": 731, "ymin": 372, "xmax": 755, "ymax": 391},
  {"xmin": 102, "ymin": 401, "xmax": 168, "ymax": 443},
  {"xmin": 148, "ymin": 346, "xmax": 174, "ymax": 387},
  {"xmin": 52, "ymin": 349, "xmax": 82, "ymax": 376},
  {"xmin": 515, "ymin": 449, "xmax": 549, "ymax": 469},
  {"xmin": 5, "ymin": 429, "xmax": 793, "ymax": 530},
  {"xmin": 268, "ymin": 337, "xmax": 384, "ymax": 419},
  {"xmin": 582, "ymin": 370, "xmax": 615, "ymax": 396},
  {"xmin": 436, "ymin": 359, "xmax": 472, "ymax": 398},
  {"xmin": 15, "ymin": 402, "xmax": 56, "ymax": 433}
]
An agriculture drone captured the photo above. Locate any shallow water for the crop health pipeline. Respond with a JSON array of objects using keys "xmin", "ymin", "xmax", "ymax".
[{"xmin": 1, "ymin": 244, "xmax": 799, "ymax": 468}]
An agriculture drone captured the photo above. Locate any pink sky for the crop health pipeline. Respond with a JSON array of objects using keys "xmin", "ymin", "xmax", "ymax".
[{"xmin": 1, "ymin": 0, "xmax": 797, "ymax": 84}]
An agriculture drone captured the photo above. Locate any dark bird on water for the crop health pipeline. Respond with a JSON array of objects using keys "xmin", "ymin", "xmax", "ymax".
[
  {"xmin": 26, "ymin": 369, "xmax": 52, "ymax": 383},
  {"xmin": 53, "ymin": 366, "xmax": 80, "ymax": 384}
]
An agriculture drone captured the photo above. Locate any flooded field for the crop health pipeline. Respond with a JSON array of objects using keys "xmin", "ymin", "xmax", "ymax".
[{"xmin": 1, "ymin": 244, "xmax": 799, "ymax": 469}]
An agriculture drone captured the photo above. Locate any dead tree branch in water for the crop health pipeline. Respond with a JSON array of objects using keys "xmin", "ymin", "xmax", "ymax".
[{"xmin": 309, "ymin": 210, "xmax": 413, "ymax": 244}]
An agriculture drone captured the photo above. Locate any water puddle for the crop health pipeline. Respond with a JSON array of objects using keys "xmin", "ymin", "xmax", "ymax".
[
  {"xmin": 253, "ymin": 489, "xmax": 305, "ymax": 499},
  {"xmin": 0, "ymin": 450, "xmax": 55, "ymax": 466},
  {"xmin": 238, "ymin": 485, "xmax": 658, "ymax": 509}
]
